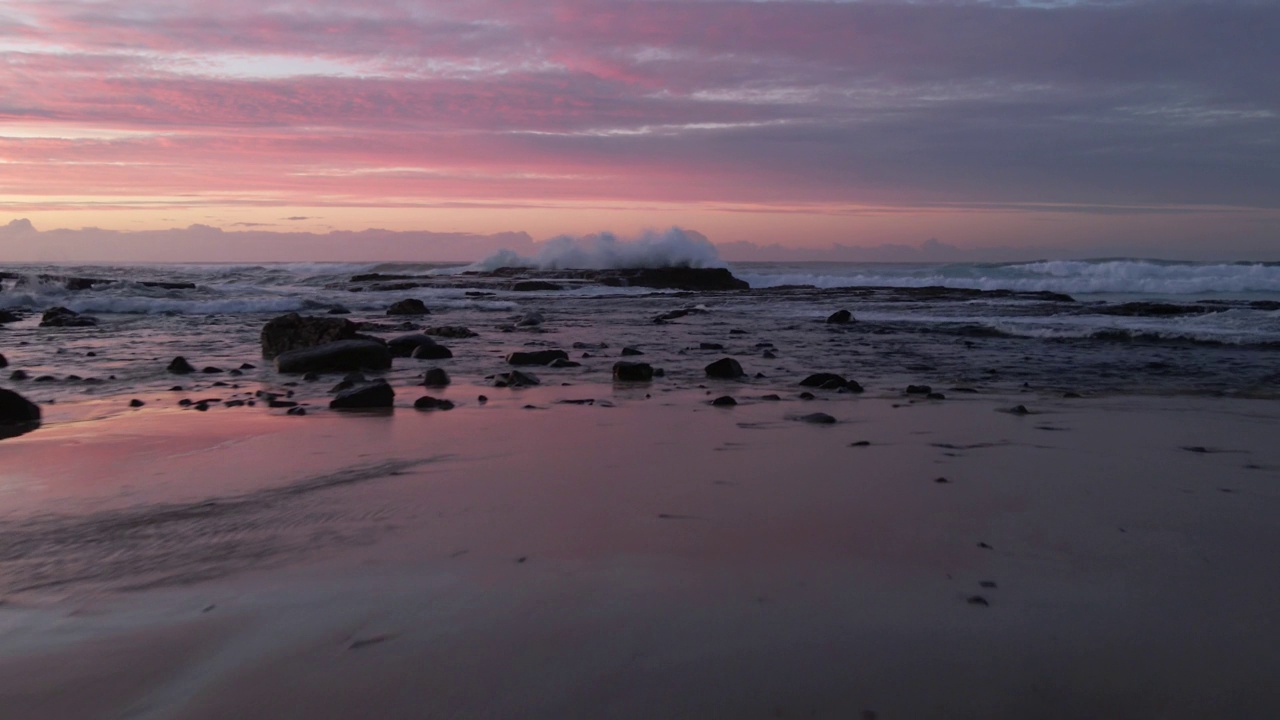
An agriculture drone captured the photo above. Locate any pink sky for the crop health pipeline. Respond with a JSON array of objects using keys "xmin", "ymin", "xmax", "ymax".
[{"xmin": 1, "ymin": 0, "xmax": 1277, "ymax": 260}]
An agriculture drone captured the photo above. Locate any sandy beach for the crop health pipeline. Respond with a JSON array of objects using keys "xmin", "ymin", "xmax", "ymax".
[{"xmin": 3, "ymin": 386, "xmax": 1278, "ymax": 719}]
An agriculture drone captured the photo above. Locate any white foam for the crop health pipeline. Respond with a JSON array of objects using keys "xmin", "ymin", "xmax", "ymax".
[{"xmin": 465, "ymin": 228, "xmax": 726, "ymax": 272}]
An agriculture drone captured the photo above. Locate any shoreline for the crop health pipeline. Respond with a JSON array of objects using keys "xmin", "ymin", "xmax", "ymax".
[{"xmin": 2, "ymin": 389, "xmax": 1279, "ymax": 717}]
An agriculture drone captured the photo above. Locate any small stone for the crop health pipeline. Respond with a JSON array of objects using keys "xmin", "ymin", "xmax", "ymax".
[
  {"xmin": 413, "ymin": 396, "xmax": 456, "ymax": 411},
  {"xmin": 201, "ymin": 366, "xmax": 223, "ymax": 374},
  {"xmin": 287, "ymin": 406, "xmax": 307, "ymax": 416},
  {"xmin": 129, "ymin": 399, "xmax": 145, "ymax": 407},
  {"xmin": 826, "ymin": 309, "xmax": 853, "ymax": 324},
  {"xmin": 621, "ymin": 347, "xmax": 644, "ymax": 356},
  {"xmin": 167, "ymin": 356, "xmax": 196, "ymax": 374},
  {"xmin": 966, "ymin": 595, "xmax": 990, "ymax": 607},
  {"xmin": 798, "ymin": 391, "xmax": 815, "ymax": 400},
  {"xmin": 798, "ymin": 412, "xmax": 837, "ymax": 424},
  {"xmin": 711, "ymin": 395, "xmax": 737, "ymax": 407}
]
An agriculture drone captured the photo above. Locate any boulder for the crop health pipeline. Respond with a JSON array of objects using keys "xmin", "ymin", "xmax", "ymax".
[
  {"xmin": 387, "ymin": 333, "xmax": 439, "ymax": 358},
  {"xmin": 798, "ymin": 412, "xmax": 837, "ymax": 425},
  {"xmin": 411, "ymin": 344, "xmax": 453, "ymax": 360},
  {"xmin": 799, "ymin": 373, "xmax": 863, "ymax": 392},
  {"xmin": 0, "ymin": 310, "xmax": 20, "ymax": 324},
  {"xmin": 413, "ymin": 396, "xmax": 456, "ymax": 411},
  {"xmin": 612, "ymin": 361, "xmax": 654, "ymax": 382},
  {"xmin": 705, "ymin": 357, "xmax": 745, "ymax": 379},
  {"xmin": 711, "ymin": 395, "xmax": 738, "ymax": 407},
  {"xmin": 40, "ymin": 306, "xmax": 97, "ymax": 327},
  {"xmin": 905, "ymin": 385, "xmax": 932, "ymax": 395},
  {"xmin": 620, "ymin": 347, "xmax": 643, "ymax": 356},
  {"xmin": 167, "ymin": 356, "xmax": 196, "ymax": 374},
  {"xmin": 423, "ymin": 368, "xmax": 450, "ymax": 387},
  {"xmin": 276, "ymin": 340, "xmax": 392, "ymax": 374},
  {"xmin": 260, "ymin": 313, "xmax": 362, "ymax": 359},
  {"xmin": 506, "ymin": 349, "xmax": 568, "ymax": 366},
  {"xmin": 10, "ymin": 370, "xmax": 28, "ymax": 380},
  {"xmin": 330, "ymin": 379, "xmax": 394, "ymax": 409},
  {"xmin": 699, "ymin": 342, "xmax": 724, "ymax": 350},
  {"xmin": 0, "ymin": 388, "xmax": 40, "ymax": 438},
  {"xmin": 827, "ymin": 309, "xmax": 854, "ymax": 324},
  {"xmin": 386, "ymin": 298, "xmax": 430, "ymax": 316},
  {"xmin": 0, "ymin": 353, "xmax": 6, "ymax": 369},
  {"xmin": 424, "ymin": 325, "xmax": 478, "ymax": 339}
]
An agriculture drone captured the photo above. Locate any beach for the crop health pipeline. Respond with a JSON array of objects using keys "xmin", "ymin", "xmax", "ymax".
[
  {"xmin": 2, "ymin": 259, "xmax": 1280, "ymax": 718},
  {"xmin": 2, "ymin": 384, "xmax": 1279, "ymax": 718}
]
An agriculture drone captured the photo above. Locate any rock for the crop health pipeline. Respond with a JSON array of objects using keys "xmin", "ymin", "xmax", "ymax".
[
  {"xmin": 800, "ymin": 373, "xmax": 851, "ymax": 389},
  {"xmin": 410, "ymin": 344, "xmax": 453, "ymax": 360},
  {"xmin": 413, "ymin": 396, "xmax": 456, "ymax": 411},
  {"xmin": 612, "ymin": 361, "xmax": 654, "ymax": 382},
  {"xmin": 826, "ymin": 309, "xmax": 854, "ymax": 324},
  {"xmin": 572, "ymin": 342, "xmax": 608, "ymax": 350},
  {"xmin": 798, "ymin": 412, "xmax": 837, "ymax": 425},
  {"xmin": 33, "ymin": 375, "xmax": 55, "ymax": 382},
  {"xmin": 276, "ymin": 340, "xmax": 392, "ymax": 374},
  {"xmin": 704, "ymin": 357, "xmax": 745, "ymax": 379},
  {"xmin": 387, "ymin": 333, "xmax": 439, "ymax": 358},
  {"xmin": 926, "ymin": 392, "xmax": 946, "ymax": 400},
  {"xmin": 201, "ymin": 366, "xmax": 223, "ymax": 374},
  {"xmin": 167, "ymin": 356, "xmax": 196, "ymax": 374},
  {"xmin": 1006, "ymin": 404, "xmax": 1031, "ymax": 415},
  {"xmin": 711, "ymin": 395, "xmax": 737, "ymax": 407},
  {"xmin": 287, "ymin": 406, "xmax": 307, "ymax": 415},
  {"xmin": 423, "ymin": 368, "xmax": 450, "ymax": 387},
  {"xmin": 492, "ymin": 370, "xmax": 540, "ymax": 387},
  {"xmin": 597, "ymin": 267, "xmax": 748, "ymax": 291},
  {"xmin": 798, "ymin": 391, "xmax": 815, "ymax": 400},
  {"xmin": 760, "ymin": 394, "xmax": 781, "ymax": 401},
  {"xmin": 514, "ymin": 311, "xmax": 545, "ymax": 327},
  {"xmin": 507, "ymin": 349, "xmax": 568, "ymax": 366},
  {"xmin": 260, "ymin": 313, "xmax": 363, "ymax": 359},
  {"xmin": 9, "ymin": 370, "xmax": 27, "ymax": 381},
  {"xmin": 330, "ymin": 379, "xmax": 394, "ymax": 409},
  {"xmin": 330, "ymin": 372, "xmax": 368, "ymax": 393},
  {"xmin": 386, "ymin": 298, "xmax": 429, "ymax": 316},
  {"xmin": 620, "ymin": 347, "xmax": 643, "ymax": 356},
  {"xmin": 40, "ymin": 306, "xmax": 97, "ymax": 327},
  {"xmin": 510, "ymin": 280, "xmax": 562, "ymax": 291},
  {"xmin": 129, "ymin": 399, "xmax": 145, "ymax": 407},
  {"xmin": 0, "ymin": 310, "xmax": 20, "ymax": 324},
  {"xmin": 762, "ymin": 350, "xmax": 777, "ymax": 359},
  {"xmin": 424, "ymin": 325, "xmax": 477, "ymax": 339},
  {"xmin": 905, "ymin": 385, "xmax": 932, "ymax": 395},
  {"xmin": 548, "ymin": 358, "xmax": 581, "ymax": 368},
  {"xmin": 699, "ymin": 342, "xmax": 724, "ymax": 351},
  {"xmin": 0, "ymin": 353, "xmax": 6, "ymax": 369},
  {"xmin": 0, "ymin": 388, "xmax": 41, "ymax": 436},
  {"xmin": 477, "ymin": 395, "xmax": 488, "ymax": 404}
]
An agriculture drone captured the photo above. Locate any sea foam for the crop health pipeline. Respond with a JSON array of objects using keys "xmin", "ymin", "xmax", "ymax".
[{"xmin": 465, "ymin": 228, "xmax": 726, "ymax": 272}]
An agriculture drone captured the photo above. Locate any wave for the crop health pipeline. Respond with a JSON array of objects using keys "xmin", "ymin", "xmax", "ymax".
[
  {"xmin": 738, "ymin": 260, "xmax": 1280, "ymax": 296},
  {"xmin": 465, "ymin": 227, "xmax": 726, "ymax": 272}
]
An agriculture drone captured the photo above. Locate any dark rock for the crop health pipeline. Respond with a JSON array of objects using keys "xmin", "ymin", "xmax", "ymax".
[
  {"xmin": 330, "ymin": 379, "xmax": 394, "ymax": 409},
  {"xmin": 934, "ymin": 477, "xmax": 950, "ymax": 484},
  {"xmin": 386, "ymin": 298, "xmax": 430, "ymax": 316},
  {"xmin": 201, "ymin": 366, "xmax": 223, "ymax": 374},
  {"xmin": 413, "ymin": 396, "xmax": 456, "ymax": 411},
  {"xmin": 926, "ymin": 393, "xmax": 946, "ymax": 400},
  {"xmin": 239, "ymin": 363, "xmax": 256, "ymax": 370},
  {"xmin": 0, "ymin": 388, "xmax": 41, "ymax": 436},
  {"xmin": 33, "ymin": 375, "xmax": 55, "ymax": 382},
  {"xmin": 287, "ymin": 406, "xmax": 307, "ymax": 415},
  {"xmin": 798, "ymin": 391, "xmax": 815, "ymax": 400},
  {"xmin": 260, "ymin": 313, "xmax": 362, "ymax": 359},
  {"xmin": 423, "ymin": 368, "xmax": 450, "ymax": 387},
  {"xmin": 40, "ymin": 306, "xmax": 97, "ymax": 327},
  {"xmin": 798, "ymin": 412, "xmax": 837, "ymax": 424},
  {"xmin": 128, "ymin": 399, "xmax": 145, "ymax": 407},
  {"xmin": 326, "ymin": 306, "xmax": 351, "ymax": 315},
  {"xmin": 0, "ymin": 353, "xmax": 6, "ymax": 368},
  {"xmin": 167, "ymin": 356, "xmax": 196, "ymax": 374},
  {"xmin": 0, "ymin": 310, "xmax": 20, "ymax": 323},
  {"xmin": 597, "ymin": 267, "xmax": 748, "ymax": 291},
  {"xmin": 330, "ymin": 372, "xmax": 368, "ymax": 393},
  {"xmin": 477, "ymin": 395, "xmax": 489, "ymax": 404},
  {"xmin": 800, "ymin": 373, "xmax": 851, "ymax": 389},
  {"xmin": 507, "ymin": 349, "xmax": 568, "ymax": 366},
  {"xmin": 762, "ymin": 350, "xmax": 777, "ymax": 359},
  {"xmin": 411, "ymin": 344, "xmax": 454, "ymax": 360},
  {"xmin": 387, "ymin": 333, "xmax": 439, "ymax": 358},
  {"xmin": 699, "ymin": 342, "xmax": 724, "ymax": 350},
  {"xmin": 711, "ymin": 395, "xmax": 737, "ymax": 407},
  {"xmin": 10, "ymin": 370, "xmax": 29, "ymax": 380},
  {"xmin": 612, "ymin": 361, "xmax": 654, "ymax": 382},
  {"xmin": 827, "ymin": 309, "xmax": 854, "ymax": 324},
  {"xmin": 492, "ymin": 370, "xmax": 540, "ymax": 387},
  {"xmin": 276, "ymin": 340, "xmax": 392, "ymax": 374},
  {"xmin": 905, "ymin": 385, "xmax": 932, "ymax": 395},
  {"xmin": 193, "ymin": 402, "xmax": 210, "ymax": 412},
  {"xmin": 704, "ymin": 357, "xmax": 745, "ymax": 379},
  {"xmin": 424, "ymin": 326, "xmax": 478, "ymax": 339},
  {"xmin": 514, "ymin": 311, "xmax": 545, "ymax": 327},
  {"xmin": 760, "ymin": 394, "xmax": 781, "ymax": 401},
  {"xmin": 1006, "ymin": 404, "xmax": 1031, "ymax": 415},
  {"xmin": 621, "ymin": 347, "xmax": 644, "ymax": 356},
  {"xmin": 548, "ymin": 358, "xmax": 581, "ymax": 368},
  {"xmin": 224, "ymin": 400, "xmax": 245, "ymax": 408},
  {"xmin": 510, "ymin": 280, "xmax": 563, "ymax": 291},
  {"xmin": 572, "ymin": 342, "xmax": 608, "ymax": 350},
  {"xmin": 729, "ymin": 329, "xmax": 747, "ymax": 335},
  {"xmin": 966, "ymin": 595, "xmax": 990, "ymax": 607}
]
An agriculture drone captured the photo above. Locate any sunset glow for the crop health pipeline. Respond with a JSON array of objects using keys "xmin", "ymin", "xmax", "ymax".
[{"xmin": 1, "ymin": 0, "xmax": 1277, "ymax": 259}]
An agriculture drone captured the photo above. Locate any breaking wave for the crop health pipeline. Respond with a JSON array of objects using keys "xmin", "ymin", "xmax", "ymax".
[{"xmin": 465, "ymin": 228, "xmax": 726, "ymax": 271}]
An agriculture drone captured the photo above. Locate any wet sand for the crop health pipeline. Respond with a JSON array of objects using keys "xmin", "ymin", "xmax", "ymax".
[{"xmin": 2, "ymin": 388, "xmax": 1280, "ymax": 718}]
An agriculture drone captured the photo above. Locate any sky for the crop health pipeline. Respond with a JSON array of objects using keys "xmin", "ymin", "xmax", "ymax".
[{"xmin": 1, "ymin": 0, "xmax": 1278, "ymax": 262}]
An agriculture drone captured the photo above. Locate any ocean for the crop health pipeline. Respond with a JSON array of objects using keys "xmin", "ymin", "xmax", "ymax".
[{"xmin": 2, "ymin": 258, "xmax": 1280, "ymax": 416}]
